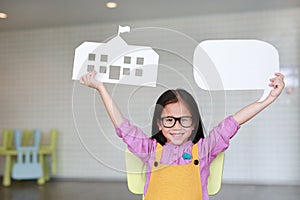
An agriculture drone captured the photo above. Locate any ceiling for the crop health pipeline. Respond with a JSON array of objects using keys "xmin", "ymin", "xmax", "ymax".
[{"xmin": 1, "ymin": 0, "xmax": 300, "ymax": 31}]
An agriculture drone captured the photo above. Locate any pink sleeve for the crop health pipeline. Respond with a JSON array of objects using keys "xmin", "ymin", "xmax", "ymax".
[
  {"xmin": 115, "ymin": 119, "xmax": 155, "ymax": 162},
  {"xmin": 199, "ymin": 116, "xmax": 240, "ymax": 163}
]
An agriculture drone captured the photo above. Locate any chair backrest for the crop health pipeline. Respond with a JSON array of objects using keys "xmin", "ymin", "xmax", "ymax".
[
  {"xmin": 125, "ymin": 148, "xmax": 225, "ymax": 196},
  {"xmin": 0, "ymin": 129, "xmax": 36, "ymax": 152},
  {"xmin": 207, "ymin": 152, "xmax": 225, "ymax": 195},
  {"xmin": 21, "ymin": 130, "xmax": 35, "ymax": 146},
  {"xmin": 0, "ymin": 130, "xmax": 14, "ymax": 152},
  {"xmin": 49, "ymin": 129, "xmax": 58, "ymax": 150},
  {"xmin": 12, "ymin": 129, "xmax": 42, "ymax": 180}
]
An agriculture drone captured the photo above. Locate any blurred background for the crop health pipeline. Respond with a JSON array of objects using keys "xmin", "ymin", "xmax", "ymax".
[{"xmin": 0, "ymin": 0, "xmax": 299, "ymax": 199}]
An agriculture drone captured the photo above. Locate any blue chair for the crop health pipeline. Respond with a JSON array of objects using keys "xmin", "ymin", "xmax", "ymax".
[{"xmin": 12, "ymin": 129, "xmax": 42, "ymax": 180}]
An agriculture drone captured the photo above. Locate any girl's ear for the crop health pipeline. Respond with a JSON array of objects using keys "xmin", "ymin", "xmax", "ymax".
[{"xmin": 157, "ymin": 119, "xmax": 162, "ymax": 130}]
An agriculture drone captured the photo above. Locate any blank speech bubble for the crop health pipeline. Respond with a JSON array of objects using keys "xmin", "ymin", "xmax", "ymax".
[{"xmin": 193, "ymin": 40, "xmax": 280, "ymax": 102}]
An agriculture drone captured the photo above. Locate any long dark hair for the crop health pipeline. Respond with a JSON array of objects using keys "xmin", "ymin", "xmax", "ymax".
[{"xmin": 151, "ymin": 89, "xmax": 205, "ymax": 145}]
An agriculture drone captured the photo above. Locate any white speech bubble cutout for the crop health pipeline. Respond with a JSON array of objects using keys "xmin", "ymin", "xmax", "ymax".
[{"xmin": 193, "ymin": 40, "xmax": 279, "ymax": 102}]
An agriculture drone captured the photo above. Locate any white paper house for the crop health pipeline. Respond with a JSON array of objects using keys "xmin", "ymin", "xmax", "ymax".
[{"xmin": 73, "ymin": 35, "xmax": 159, "ymax": 87}]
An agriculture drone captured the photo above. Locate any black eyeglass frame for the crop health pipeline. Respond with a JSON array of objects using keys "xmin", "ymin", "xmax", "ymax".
[{"xmin": 160, "ymin": 116, "xmax": 194, "ymax": 128}]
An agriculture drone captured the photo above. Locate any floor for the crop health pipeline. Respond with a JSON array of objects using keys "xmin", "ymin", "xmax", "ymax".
[{"xmin": 0, "ymin": 179, "xmax": 299, "ymax": 200}]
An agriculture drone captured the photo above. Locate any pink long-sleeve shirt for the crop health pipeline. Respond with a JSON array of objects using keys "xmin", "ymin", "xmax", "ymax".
[{"xmin": 115, "ymin": 116, "xmax": 240, "ymax": 200}]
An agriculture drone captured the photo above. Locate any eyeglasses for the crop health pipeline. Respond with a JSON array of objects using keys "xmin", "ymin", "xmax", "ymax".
[{"xmin": 160, "ymin": 116, "xmax": 193, "ymax": 128}]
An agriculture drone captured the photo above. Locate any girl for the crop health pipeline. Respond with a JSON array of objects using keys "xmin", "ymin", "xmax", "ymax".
[{"xmin": 80, "ymin": 70, "xmax": 285, "ymax": 200}]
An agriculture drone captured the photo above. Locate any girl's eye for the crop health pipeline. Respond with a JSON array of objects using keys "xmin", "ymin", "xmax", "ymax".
[
  {"xmin": 181, "ymin": 117, "xmax": 193, "ymax": 125},
  {"xmin": 165, "ymin": 118, "xmax": 173, "ymax": 122}
]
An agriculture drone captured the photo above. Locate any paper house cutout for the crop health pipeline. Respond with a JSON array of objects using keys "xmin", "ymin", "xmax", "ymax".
[{"xmin": 72, "ymin": 35, "xmax": 159, "ymax": 87}]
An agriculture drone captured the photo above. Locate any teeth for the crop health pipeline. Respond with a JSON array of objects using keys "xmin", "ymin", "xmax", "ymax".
[{"xmin": 171, "ymin": 133, "xmax": 183, "ymax": 135}]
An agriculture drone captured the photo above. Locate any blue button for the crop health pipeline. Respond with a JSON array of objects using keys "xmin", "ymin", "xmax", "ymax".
[{"xmin": 182, "ymin": 152, "xmax": 192, "ymax": 160}]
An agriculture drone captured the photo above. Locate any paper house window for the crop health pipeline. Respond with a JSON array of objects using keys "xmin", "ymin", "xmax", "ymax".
[
  {"xmin": 99, "ymin": 66, "xmax": 107, "ymax": 73},
  {"xmin": 136, "ymin": 57, "xmax": 144, "ymax": 65},
  {"xmin": 124, "ymin": 56, "xmax": 131, "ymax": 64},
  {"xmin": 88, "ymin": 54, "xmax": 96, "ymax": 61},
  {"xmin": 87, "ymin": 65, "xmax": 94, "ymax": 72},
  {"xmin": 101, "ymin": 54, "xmax": 108, "ymax": 62},
  {"xmin": 109, "ymin": 65, "xmax": 121, "ymax": 80},
  {"xmin": 135, "ymin": 69, "xmax": 143, "ymax": 77},
  {"xmin": 123, "ymin": 68, "xmax": 130, "ymax": 75}
]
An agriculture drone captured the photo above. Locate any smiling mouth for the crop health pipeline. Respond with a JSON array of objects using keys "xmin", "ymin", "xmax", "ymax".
[{"xmin": 170, "ymin": 133, "xmax": 184, "ymax": 137}]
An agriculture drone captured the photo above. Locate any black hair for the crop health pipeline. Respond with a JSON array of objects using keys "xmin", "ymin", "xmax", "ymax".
[{"xmin": 151, "ymin": 89, "xmax": 205, "ymax": 145}]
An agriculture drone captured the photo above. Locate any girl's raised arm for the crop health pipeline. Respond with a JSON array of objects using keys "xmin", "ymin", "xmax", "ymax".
[
  {"xmin": 233, "ymin": 72, "xmax": 285, "ymax": 125},
  {"xmin": 80, "ymin": 70, "xmax": 124, "ymax": 126}
]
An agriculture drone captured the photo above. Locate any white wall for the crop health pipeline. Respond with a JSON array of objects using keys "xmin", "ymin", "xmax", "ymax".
[{"xmin": 0, "ymin": 7, "xmax": 299, "ymax": 185}]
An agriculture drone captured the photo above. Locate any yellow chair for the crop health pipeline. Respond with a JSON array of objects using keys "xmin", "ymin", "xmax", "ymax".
[
  {"xmin": 38, "ymin": 129, "xmax": 58, "ymax": 184},
  {"xmin": 0, "ymin": 129, "xmax": 58, "ymax": 186},
  {"xmin": 125, "ymin": 148, "xmax": 225, "ymax": 197},
  {"xmin": 0, "ymin": 130, "xmax": 15, "ymax": 186}
]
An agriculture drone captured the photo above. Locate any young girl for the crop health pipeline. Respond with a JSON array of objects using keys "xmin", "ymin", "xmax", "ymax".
[{"xmin": 80, "ymin": 70, "xmax": 285, "ymax": 200}]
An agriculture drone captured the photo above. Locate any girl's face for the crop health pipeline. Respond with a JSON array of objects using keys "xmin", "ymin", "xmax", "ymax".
[{"xmin": 157, "ymin": 101, "xmax": 195, "ymax": 145}]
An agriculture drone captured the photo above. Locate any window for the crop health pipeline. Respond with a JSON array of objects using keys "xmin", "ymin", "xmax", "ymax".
[
  {"xmin": 124, "ymin": 56, "xmax": 131, "ymax": 64},
  {"xmin": 123, "ymin": 68, "xmax": 130, "ymax": 75},
  {"xmin": 135, "ymin": 69, "xmax": 143, "ymax": 77},
  {"xmin": 88, "ymin": 54, "xmax": 96, "ymax": 61},
  {"xmin": 99, "ymin": 66, "xmax": 107, "ymax": 73},
  {"xmin": 136, "ymin": 57, "xmax": 144, "ymax": 65},
  {"xmin": 101, "ymin": 54, "xmax": 108, "ymax": 62},
  {"xmin": 87, "ymin": 65, "xmax": 94, "ymax": 72},
  {"xmin": 109, "ymin": 65, "xmax": 121, "ymax": 80}
]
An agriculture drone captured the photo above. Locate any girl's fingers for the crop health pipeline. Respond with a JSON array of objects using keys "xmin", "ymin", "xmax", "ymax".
[
  {"xmin": 274, "ymin": 73, "xmax": 285, "ymax": 82},
  {"xmin": 91, "ymin": 70, "xmax": 97, "ymax": 76},
  {"xmin": 274, "ymin": 72, "xmax": 284, "ymax": 79},
  {"xmin": 87, "ymin": 70, "xmax": 96, "ymax": 82},
  {"xmin": 269, "ymin": 73, "xmax": 285, "ymax": 86},
  {"xmin": 270, "ymin": 74, "xmax": 283, "ymax": 80},
  {"xmin": 269, "ymin": 80, "xmax": 281, "ymax": 88},
  {"xmin": 80, "ymin": 73, "xmax": 90, "ymax": 85},
  {"xmin": 79, "ymin": 78, "xmax": 84, "ymax": 84},
  {"xmin": 80, "ymin": 75, "xmax": 86, "ymax": 84},
  {"xmin": 80, "ymin": 71, "xmax": 100, "ymax": 89}
]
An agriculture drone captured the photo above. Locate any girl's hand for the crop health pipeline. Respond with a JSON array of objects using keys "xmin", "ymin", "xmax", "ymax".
[
  {"xmin": 79, "ymin": 70, "xmax": 103, "ymax": 90},
  {"xmin": 268, "ymin": 72, "xmax": 285, "ymax": 99}
]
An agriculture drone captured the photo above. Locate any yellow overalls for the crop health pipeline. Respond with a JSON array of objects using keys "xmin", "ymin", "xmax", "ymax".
[{"xmin": 145, "ymin": 143, "xmax": 203, "ymax": 200}]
